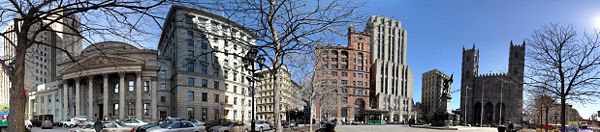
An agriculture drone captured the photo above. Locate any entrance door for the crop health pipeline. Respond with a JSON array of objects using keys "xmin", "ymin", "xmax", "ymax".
[
  {"xmin": 98, "ymin": 104, "xmax": 103, "ymax": 119},
  {"xmin": 160, "ymin": 111, "xmax": 167, "ymax": 120}
]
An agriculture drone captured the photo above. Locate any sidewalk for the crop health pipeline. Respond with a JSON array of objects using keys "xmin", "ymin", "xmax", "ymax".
[{"xmin": 284, "ymin": 124, "xmax": 322, "ymax": 132}]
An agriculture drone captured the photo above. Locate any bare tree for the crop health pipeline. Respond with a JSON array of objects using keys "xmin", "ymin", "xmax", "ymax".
[
  {"xmin": 0, "ymin": 0, "xmax": 181, "ymax": 131},
  {"xmin": 526, "ymin": 23, "xmax": 600, "ymax": 130},
  {"xmin": 198, "ymin": 0, "xmax": 362, "ymax": 131},
  {"xmin": 290, "ymin": 48, "xmax": 341, "ymax": 132}
]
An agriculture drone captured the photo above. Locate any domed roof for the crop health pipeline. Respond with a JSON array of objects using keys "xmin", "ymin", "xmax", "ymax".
[{"xmin": 81, "ymin": 41, "xmax": 139, "ymax": 54}]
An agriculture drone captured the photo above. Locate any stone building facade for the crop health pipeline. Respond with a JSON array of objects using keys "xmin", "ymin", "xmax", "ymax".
[
  {"xmin": 368, "ymin": 16, "xmax": 413, "ymax": 123},
  {"xmin": 421, "ymin": 69, "xmax": 451, "ymax": 121},
  {"xmin": 255, "ymin": 66, "xmax": 305, "ymax": 122},
  {"xmin": 460, "ymin": 42, "xmax": 525, "ymax": 125},
  {"xmin": 314, "ymin": 26, "xmax": 371, "ymax": 122},
  {"xmin": 30, "ymin": 41, "xmax": 160, "ymax": 122},
  {"xmin": 157, "ymin": 5, "xmax": 254, "ymax": 122}
]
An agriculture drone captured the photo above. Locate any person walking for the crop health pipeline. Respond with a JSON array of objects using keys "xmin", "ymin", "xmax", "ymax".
[{"xmin": 94, "ymin": 117, "xmax": 104, "ymax": 132}]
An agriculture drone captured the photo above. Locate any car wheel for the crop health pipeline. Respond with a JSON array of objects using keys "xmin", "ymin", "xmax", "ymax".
[{"xmin": 244, "ymin": 129, "xmax": 249, "ymax": 132}]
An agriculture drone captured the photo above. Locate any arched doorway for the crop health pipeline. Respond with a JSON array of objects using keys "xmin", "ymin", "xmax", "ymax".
[
  {"xmin": 354, "ymin": 98, "xmax": 366, "ymax": 121},
  {"xmin": 473, "ymin": 102, "xmax": 482, "ymax": 125},
  {"xmin": 484, "ymin": 102, "xmax": 493, "ymax": 125}
]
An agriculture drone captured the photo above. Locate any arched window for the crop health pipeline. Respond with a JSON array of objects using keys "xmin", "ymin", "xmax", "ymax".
[{"xmin": 357, "ymin": 52, "xmax": 363, "ymax": 64}]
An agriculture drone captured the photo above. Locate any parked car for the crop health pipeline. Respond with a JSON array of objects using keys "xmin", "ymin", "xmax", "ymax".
[
  {"xmin": 41, "ymin": 119, "xmax": 54, "ymax": 129},
  {"xmin": 146, "ymin": 120, "xmax": 205, "ymax": 132},
  {"xmin": 254, "ymin": 120, "xmax": 271, "ymax": 132},
  {"xmin": 68, "ymin": 120, "xmax": 135, "ymax": 132},
  {"xmin": 122, "ymin": 118, "xmax": 147, "ymax": 127},
  {"xmin": 204, "ymin": 119, "xmax": 228, "ymax": 130},
  {"xmin": 208, "ymin": 122, "xmax": 249, "ymax": 132},
  {"xmin": 186, "ymin": 119, "xmax": 204, "ymax": 127},
  {"xmin": 63, "ymin": 118, "xmax": 87, "ymax": 128}
]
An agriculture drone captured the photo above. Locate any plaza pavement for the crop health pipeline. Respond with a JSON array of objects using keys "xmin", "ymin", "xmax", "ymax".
[{"xmin": 335, "ymin": 125, "xmax": 499, "ymax": 132}]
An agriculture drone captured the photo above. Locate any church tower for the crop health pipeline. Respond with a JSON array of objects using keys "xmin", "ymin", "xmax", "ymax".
[
  {"xmin": 508, "ymin": 41, "xmax": 525, "ymax": 81},
  {"xmin": 460, "ymin": 44, "xmax": 478, "ymax": 124}
]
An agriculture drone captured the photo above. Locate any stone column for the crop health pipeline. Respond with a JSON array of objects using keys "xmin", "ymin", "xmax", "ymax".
[
  {"xmin": 119, "ymin": 73, "xmax": 126, "ymax": 119},
  {"xmin": 88, "ymin": 76, "xmax": 94, "ymax": 119},
  {"xmin": 63, "ymin": 81, "xmax": 68, "ymax": 120},
  {"xmin": 75, "ymin": 78, "xmax": 81, "ymax": 117},
  {"xmin": 151, "ymin": 78, "xmax": 158, "ymax": 120},
  {"xmin": 103, "ymin": 74, "xmax": 109, "ymax": 118},
  {"xmin": 135, "ymin": 72, "xmax": 142, "ymax": 119}
]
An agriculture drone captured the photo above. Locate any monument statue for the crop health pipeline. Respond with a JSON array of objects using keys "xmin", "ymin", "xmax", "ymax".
[{"xmin": 431, "ymin": 74, "xmax": 456, "ymax": 126}]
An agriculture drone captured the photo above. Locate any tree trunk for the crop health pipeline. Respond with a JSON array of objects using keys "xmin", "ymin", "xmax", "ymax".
[
  {"xmin": 545, "ymin": 106, "xmax": 549, "ymax": 132},
  {"xmin": 560, "ymin": 96, "xmax": 566, "ymax": 132},
  {"xmin": 273, "ymin": 70, "xmax": 282, "ymax": 132},
  {"xmin": 309, "ymin": 101, "xmax": 314, "ymax": 132},
  {"xmin": 8, "ymin": 47, "xmax": 27, "ymax": 132}
]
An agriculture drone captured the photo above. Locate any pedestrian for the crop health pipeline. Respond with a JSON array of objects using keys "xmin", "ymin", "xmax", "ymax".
[{"xmin": 94, "ymin": 116, "xmax": 103, "ymax": 132}]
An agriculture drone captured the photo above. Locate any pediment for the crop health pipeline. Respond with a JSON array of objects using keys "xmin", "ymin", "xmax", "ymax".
[{"xmin": 61, "ymin": 55, "xmax": 143, "ymax": 74}]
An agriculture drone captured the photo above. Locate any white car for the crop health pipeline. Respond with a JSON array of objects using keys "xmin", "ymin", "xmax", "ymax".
[
  {"xmin": 254, "ymin": 120, "xmax": 271, "ymax": 132},
  {"xmin": 121, "ymin": 118, "xmax": 147, "ymax": 127},
  {"xmin": 146, "ymin": 120, "xmax": 205, "ymax": 132},
  {"xmin": 63, "ymin": 118, "xmax": 87, "ymax": 128}
]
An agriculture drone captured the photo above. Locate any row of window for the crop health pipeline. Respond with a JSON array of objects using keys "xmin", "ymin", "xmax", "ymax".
[
  {"xmin": 112, "ymin": 103, "xmax": 151, "ymax": 116},
  {"xmin": 186, "ymin": 91, "xmax": 251, "ymax": 106},
  {"xmin": 112, "ymin": 81, "xmax": 151, "ymax": 94}
]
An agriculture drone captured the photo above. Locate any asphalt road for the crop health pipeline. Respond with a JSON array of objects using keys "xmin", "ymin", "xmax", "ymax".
[
  {"xmin": 335, "ymin": 125, "xmax": 500, "ymax": 132},
  {"xmin": 32, "ymin": 127, "xmax": 70, "ymax": 132}
]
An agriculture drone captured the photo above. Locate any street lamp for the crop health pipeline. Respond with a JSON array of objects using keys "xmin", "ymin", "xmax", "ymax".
[{"xmin": 244, "ymin": 46, "xmax": 264, "ymax": 132}]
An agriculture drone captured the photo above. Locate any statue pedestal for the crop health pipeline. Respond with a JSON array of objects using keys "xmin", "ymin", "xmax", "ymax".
[{"xmin": 431, "ymin": 93, "xmax": 454, "ymax": 127}]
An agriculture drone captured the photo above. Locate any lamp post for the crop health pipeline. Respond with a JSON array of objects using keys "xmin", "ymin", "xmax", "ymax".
[{"xmin": 244, "ymin": 46, "xmax": 264, "ymax": 132}]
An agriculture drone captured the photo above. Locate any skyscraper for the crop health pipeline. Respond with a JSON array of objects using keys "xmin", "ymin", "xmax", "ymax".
[{"xmin": 368, "ymin": 16, "xmax": 413, "ymax": 123}]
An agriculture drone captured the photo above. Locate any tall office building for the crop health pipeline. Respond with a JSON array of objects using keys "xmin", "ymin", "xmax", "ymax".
[
  {"xmin": 157, "ymin": 5, "xmax": 255, "ymax": 121},
  {"xmin": 421, "ymin": 69, "xmax": 451, "ymax": 121},
  {"xmin": 1, "ymin": 12, "xmax": 82, "ymax": 105},
  {"xmin": 368, "ymin": 16, "xmax": 413, "ymax": 123}
]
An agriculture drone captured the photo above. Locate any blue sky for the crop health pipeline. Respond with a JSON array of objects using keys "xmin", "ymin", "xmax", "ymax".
[{"xmin": 349, "ymin": 0, "xmax": 600, "ymax": 119}]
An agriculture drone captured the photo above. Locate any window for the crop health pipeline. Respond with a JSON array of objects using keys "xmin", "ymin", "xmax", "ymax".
[
  {"xmin": 187, "ymin": 31, "xmax": 194, "ymax": 37},
  {"xmin": 188, "ymin": 50, "xmax": 194, "ymax": 59},
  {"xmin": 358, "ymin": 73, "xmax": 363, "ymax": 78},
  {"xmin": 187, "ymin": 107, "xmax": 195, "ymax": 119},
  {"xmin": 202, "ymin": 108, "xmax": 208, "ymax": 121},
  {"xmin": 114, "ymin": 83, "xmax": 119, "ymax": 93},
  {"xmin": 331, "ymin": 71, "xmax": 337, "ymax": 76},
  {"xmin": 201, "ymin": 41, "xmax": 208, "ymax": 49},
  {"xmin": 188, "ymin": 77, "xmax": 195, "ymax": 86},
  {"xmin": 161, "ymin": 96, "xmax": 166, "ymax": 103},
  {"xmin": 357, "ymin": 81, "xmax": 363, "ymax": 86},
  {"xmin": 186, "ymin": 63, "xmax": 194, "ymax": 72},
  {"xmin": 144, "ymin": 103, "xmax": 150, "ymax": 115},
  {"xmin": 214, "ymin": 81, "xmax": 219, "ymax": 89},
  {"xmin": 234, "ymin": 86, "xmax": 238, "ymax": 93},
  {"xmin": 225, "ymin": 96, "xmax": 229, "ymax": 104},
  {"xmin": 358, "ymin": 89, "xmax": 363, "ymax": 95},
  {"xmin": 201, "ymin": 79, "xmax": 208, "ymax": 88},
  {"xmin": 341, "ymin": 80, "xmax": 348, "ymax": 85},
  {"xmin": 144, "ymin": 81, "xmax": 150, "ymax": 92},
  {"xmin": 200, "ymin": 64, "xmax": 208, "ymax": 74},
  {"xmin": 358, "ymin": 66, "xmax": 363, "ymax": 70},
  {"xmin": 187, "ymin": 91, "xmax": 194, "ymax": 101},
  {"xmin": 113, "ymin": 103, "xmax": 119, "ymax": 116},
  {"xmin": 341, "ymin": 72, "xmax": 348, "ymax": 77},
  {"xmin": 202, "ymin": 92, "xmax": 208, "ymax": 102},
  {"xmin": 128, "ymin": 102, "xmax": 135, "ymax": 116},
  {"xmin": 160, "ymin": 84, "xmax": 166, "ymax": 90},
  {"xmin": 187, "ymin": 39, "xmax": 194, "ymax": 47},
  {"xmin": 357, "ymin": 52, "xmax": 364, "ymax": 63},
  {"xmin": 224, "ymin": 69, "xmax": 229, "ymax": 79},
  {"xmin": 214, "ymin": 94, "xmax": 219, "ymax": 103},
  {"xmin": 159, "ymin": 70, "xmax": 167, "ymax": 78},
  {"xmin": 233, "ymin": 73, "xmax": 237, "ymax": 81},
  {"xmin": 128, "ymin": 81, "xmax": 134, "ymax": 92}
]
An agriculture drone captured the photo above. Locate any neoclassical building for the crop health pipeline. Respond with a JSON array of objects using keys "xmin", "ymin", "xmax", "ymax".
[
  {"xmin": 30, "ymin": 41, "xmax": 160, "ymax": 121},
  {"xmin": 255, "ymin": 66, "xmax": 305, "ymax": 122}
]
